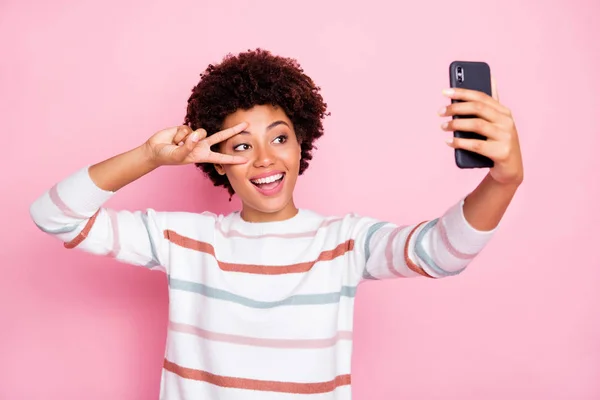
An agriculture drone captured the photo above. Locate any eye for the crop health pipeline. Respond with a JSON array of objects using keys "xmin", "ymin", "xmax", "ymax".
[
  {"xmin": 273, "ymin": 135, "xmax": 288, "ymax": 144},
  {"xmin": 233, "ymin": 143, "xmax": 251, "ymax": 151}
]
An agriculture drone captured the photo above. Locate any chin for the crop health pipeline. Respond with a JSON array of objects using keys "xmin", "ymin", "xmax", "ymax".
[
  {"xmin": 235, "ymin": 176, "xmax": 297, "ymax": 219},
  {"xmin": 251, "ymin": 196, "xmax": 293, "ymax": 215}
]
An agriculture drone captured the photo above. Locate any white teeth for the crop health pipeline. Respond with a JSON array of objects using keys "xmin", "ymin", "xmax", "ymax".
[{"xmin": 251, "ymin": 173, "xmax": 283, "ymax": 185}]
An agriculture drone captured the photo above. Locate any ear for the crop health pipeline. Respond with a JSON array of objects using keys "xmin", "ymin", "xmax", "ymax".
[{"xmin": 214, "ymin": 164, "xmax": 226, "ymax": 175}]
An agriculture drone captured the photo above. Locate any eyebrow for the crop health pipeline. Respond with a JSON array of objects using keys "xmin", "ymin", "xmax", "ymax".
[{"xmin": 239, "ymin": 120, "xmax": 289, "ymax": 135}]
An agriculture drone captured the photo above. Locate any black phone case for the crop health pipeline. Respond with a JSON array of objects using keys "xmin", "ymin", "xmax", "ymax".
[{"xmin": 449, "ymin": 61, "xmax": 494, "ymax": 169}]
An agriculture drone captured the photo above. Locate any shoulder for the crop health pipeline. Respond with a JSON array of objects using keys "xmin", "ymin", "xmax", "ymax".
[
  {"xmin": 149, "ymin": 209, "xmax": 221, "ymax": 223},
  {"xmin": 300, "ymin": 208, "xmax": 388, "ymax": 239},
  {"xmin": 147, "ymin": 209, "xmax": 226, "ymax": 239}
]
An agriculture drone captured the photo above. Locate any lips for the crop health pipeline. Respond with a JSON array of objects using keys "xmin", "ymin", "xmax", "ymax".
[
  {"xmin": 249, "ymin": 171, "xmax": 285, "ymax": 196},
  {"xmin": 250, "ymin": 170, "xmax": 284, "ymax": 181},
  {"xmin": 250, "ymin": 173, "xmax": 283, "ymax": 185}
]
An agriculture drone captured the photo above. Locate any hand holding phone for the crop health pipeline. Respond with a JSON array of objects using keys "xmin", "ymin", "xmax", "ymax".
[
  {"xmin": 441, "ymin": 62, "xmax": 524, "ymax": 186},
  {"xmin": 448, "ymin": 61, "xmax": 494, "ymax": 169}
]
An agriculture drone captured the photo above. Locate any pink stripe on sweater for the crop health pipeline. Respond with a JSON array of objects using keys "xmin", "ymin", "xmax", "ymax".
[
  {"xmin": 164, "ymin": 229, "xmax": 354, "ymax": 275},
  {"xmin": 385, "ymin": 227, "xmax": 408, "ymax": 277},
  {"xmin": 436, "ymin": 220, "xmax": 477, "ymax": 260},
  {"xmin": 49, "ymin": 184, "xmax": 86, "ymax": 219},
  {"xmin": 215, "ymin": 218, "xmax": 343, "ymax": 239},
  {"xmin": 169, "ymin": 321, "xmax": 352, "ymax": 349}
]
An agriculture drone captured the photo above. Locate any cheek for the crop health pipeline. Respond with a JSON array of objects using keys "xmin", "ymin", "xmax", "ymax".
[
  {"xmin": 285, "ymin": 149, "xmax": 302, "ymax": 172},
  {"xmin": 224, "ymin": 165, "xmax": 246, "ymax": 184},
  {"xmin": 287, "ymin": 141, "xmax": 302, "ymax": 162}
]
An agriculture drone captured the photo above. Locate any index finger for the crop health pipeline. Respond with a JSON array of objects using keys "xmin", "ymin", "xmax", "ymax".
[
  {"xmin": 444, "ymin": 86, "xmax": 510, "ymax": 115},
  {"xmin": 206, "ymin": 151, "xmax": 247, "ymax": 165},
  {"xmin": 205, "ymin": 122, "xmax": 248, "ymax": 147}
]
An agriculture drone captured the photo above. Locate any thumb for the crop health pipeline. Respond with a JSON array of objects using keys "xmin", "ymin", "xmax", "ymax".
[
  {"xmin": 171, "ymin": 130, "xmax": 200, "ymax": 162},
  {"xmin": 491, "ymin": 76, "xmax": 500, "ymax": 101}
]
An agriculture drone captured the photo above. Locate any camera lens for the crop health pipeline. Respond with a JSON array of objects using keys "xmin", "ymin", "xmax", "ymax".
[{"xmin": 456, "ymin": 66, "xmax": 464, "ymax": 83}]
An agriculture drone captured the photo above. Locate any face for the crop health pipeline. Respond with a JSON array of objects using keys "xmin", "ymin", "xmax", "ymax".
[{"xmin": 215, "ymin": 104, "xmax": 302, "ymax": 222}]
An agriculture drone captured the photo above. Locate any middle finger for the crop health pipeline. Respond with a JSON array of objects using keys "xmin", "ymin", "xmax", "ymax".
[
  {"xmin": 440, "ymin": 101, "xmax": 505, "ymax": 124},
  {"xmin": 206, "ymin": 122, "xmax": 249, "ymax": 147},
  {"xmin": 444, "ymin": 87, "xmax": 511, "ymax": 116}
]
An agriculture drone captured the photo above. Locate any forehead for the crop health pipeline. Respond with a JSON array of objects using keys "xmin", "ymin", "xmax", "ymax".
[{"xmin": 222, "ymin": 104, "xmax": 292, "ymax": 130}]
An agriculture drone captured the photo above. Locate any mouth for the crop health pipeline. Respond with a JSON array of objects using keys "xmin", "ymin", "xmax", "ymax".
[{"xmin": 249, "ymin": 172, "xmax": 285, "ymax": 196}]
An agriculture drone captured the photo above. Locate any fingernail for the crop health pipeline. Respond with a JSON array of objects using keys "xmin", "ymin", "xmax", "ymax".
[
  {"xmin": 441, "ymin": 122, "xmax": 449, "ymax": 129},
  {"xmin": 442, "ymin": 88, "xmax": 454, "ymax": 96},
  {"xmin": 445, "ymin": 138, "xmax": 453, "ymax": 146},
  {"xmin": 178, "ymin": 141, "xmax": 184, "ymax": 146},
  {"xmin": 437, "ymin": 106, "xmax": 446, "ymax": 115},
  {"xmin": 191, "ymin": 133, "xmax": 199, "ymax": 142}
]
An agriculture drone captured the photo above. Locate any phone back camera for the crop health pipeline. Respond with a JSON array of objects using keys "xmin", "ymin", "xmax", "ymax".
[{"xmin": 456, "ymin": 66, "xmax": 464, "ymax": 83}]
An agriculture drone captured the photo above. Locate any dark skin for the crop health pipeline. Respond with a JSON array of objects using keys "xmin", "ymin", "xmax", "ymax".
[
  {"xmin": 439, "ymin": 78, "xmax": 524, "ymax": 231},
  {"xmin": 87, "ymin": 79, "xmax": 522, "ymax": 231}
]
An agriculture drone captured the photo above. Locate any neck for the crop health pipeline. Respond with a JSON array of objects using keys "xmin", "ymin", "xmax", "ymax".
[{"xmin": 240, "ymin": 200, "xmax": 299, "ymax": 223}]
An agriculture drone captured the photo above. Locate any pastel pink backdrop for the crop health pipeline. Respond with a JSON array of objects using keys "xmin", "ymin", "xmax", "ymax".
[{"xmin": 1, "ymin": 0, "xmax": 598, "ymax": 398}]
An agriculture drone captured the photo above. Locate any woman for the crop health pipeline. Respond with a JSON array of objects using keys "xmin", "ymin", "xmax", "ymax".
[{"xmin": 29, "ymin": 48, "xmax": 523, "ymax": 399}]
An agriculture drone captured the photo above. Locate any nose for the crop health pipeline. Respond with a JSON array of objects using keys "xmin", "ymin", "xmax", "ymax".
[{"xmin": 253, "ymin": 144, "xmax": 275, "ymax": 168}]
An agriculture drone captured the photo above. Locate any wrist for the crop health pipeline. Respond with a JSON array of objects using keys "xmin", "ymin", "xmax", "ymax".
[
  {"xmin": 139, "ymin": 142, "xmax": 161, "ymax": 170},
  {"xmin": 473, "ymin": 172, "xmax": 520, "ymax": 205},
  {"xmin": 491, "ymin": 173, "xmax": 523, "ymax": 190}
]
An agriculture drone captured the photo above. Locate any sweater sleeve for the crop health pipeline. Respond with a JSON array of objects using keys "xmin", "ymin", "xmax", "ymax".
[
  {"xmin": 29, "ymin": 166, "xmax": 170, "ymax": 273},
  {"xmin": 353, "ymin": 198, "xmax": 497, "ymax": 280}
]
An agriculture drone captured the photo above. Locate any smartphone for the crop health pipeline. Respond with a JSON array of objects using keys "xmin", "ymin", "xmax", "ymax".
[{"xmin": 449, "ymin": 61, "xmax": 494, "ymax": 169}]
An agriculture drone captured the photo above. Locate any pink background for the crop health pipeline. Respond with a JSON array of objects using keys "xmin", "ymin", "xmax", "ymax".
[{"xmin": 1, "ymin": 0, "xmax": 599, "ymax": 398}]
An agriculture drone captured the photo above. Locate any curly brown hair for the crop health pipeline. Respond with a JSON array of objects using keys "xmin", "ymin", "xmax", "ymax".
[{"xmin": 183, "ymin": 48, "xmax": 329, "ymax": 195}]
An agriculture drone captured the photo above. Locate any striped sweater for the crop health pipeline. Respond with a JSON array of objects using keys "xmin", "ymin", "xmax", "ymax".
[{"xmin": 29, "ymin": 166, "xmax": 496, "ymax": 399}]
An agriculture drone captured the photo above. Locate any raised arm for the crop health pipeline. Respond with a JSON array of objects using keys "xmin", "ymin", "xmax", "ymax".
[
  {"xmin": 441, "ymin": 79, "xmax": 523, "ymax": 231},
  {"xmin": 355, "ymin": 79, "xmax": 523, "ymax": 281},
  {"xmin": 30, "ymin": 123, "xmax": 249, "ymax": 271}
]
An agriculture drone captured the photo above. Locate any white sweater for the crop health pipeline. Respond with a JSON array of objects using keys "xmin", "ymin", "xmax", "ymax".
[{"xmin": 29, "ymin": 166, "xmax": 496, "ymax": 399}]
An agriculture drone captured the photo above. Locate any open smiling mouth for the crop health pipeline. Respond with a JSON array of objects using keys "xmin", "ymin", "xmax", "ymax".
[{"xmin": 250, "ymin": 173, "xmax": 285, "ymax": 195}]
